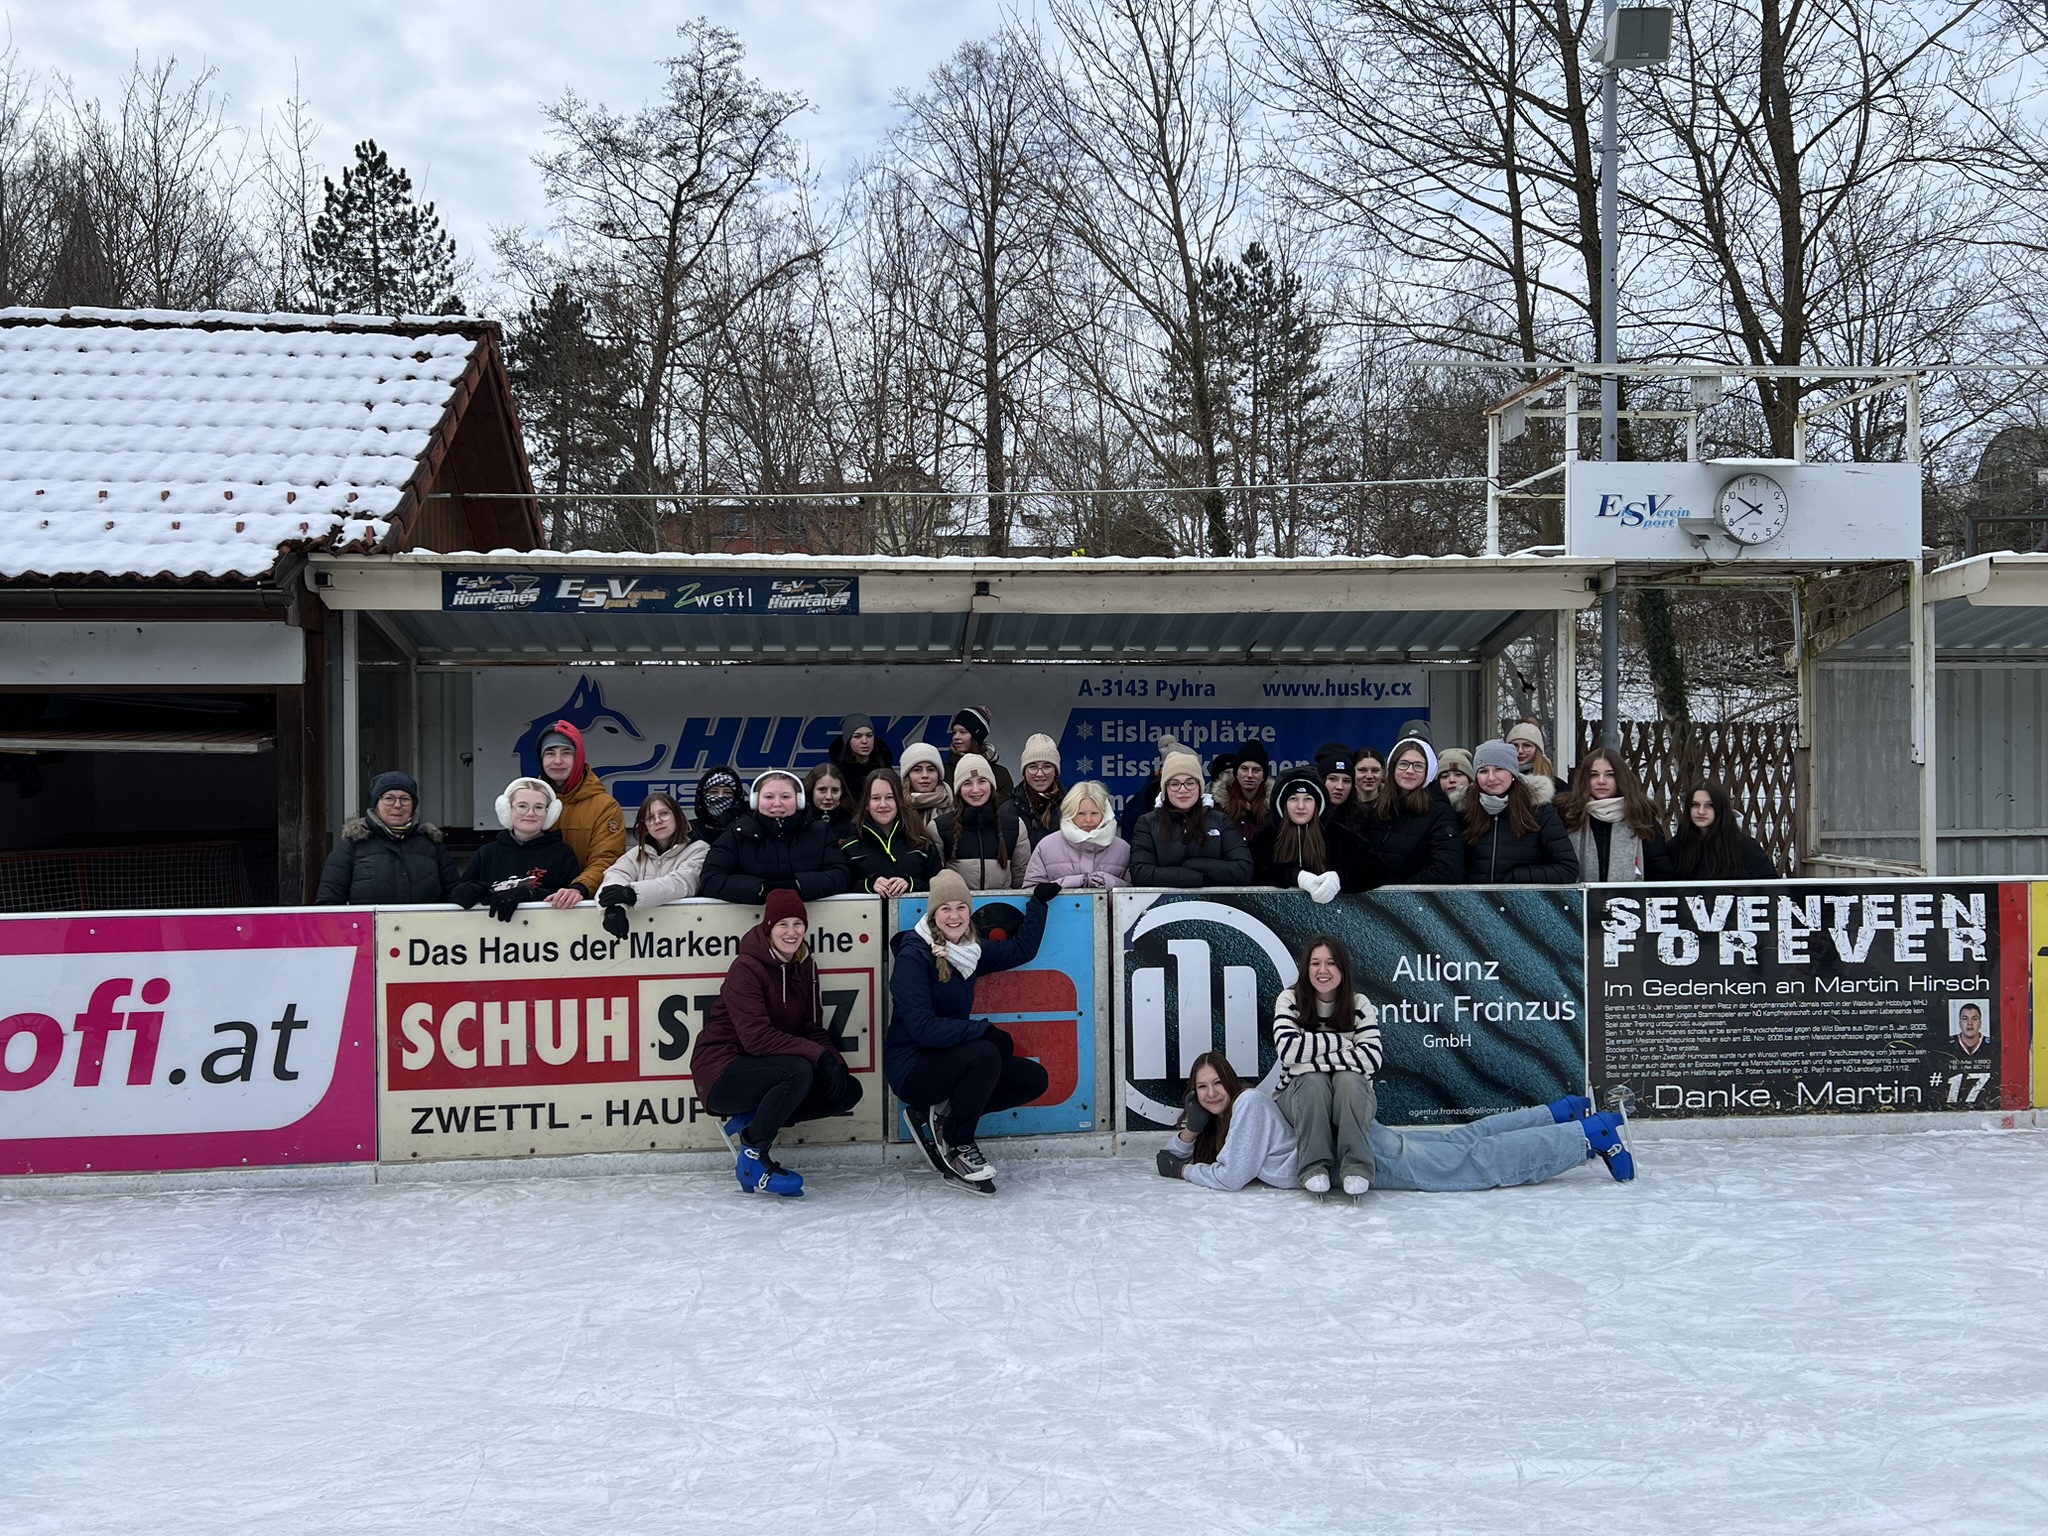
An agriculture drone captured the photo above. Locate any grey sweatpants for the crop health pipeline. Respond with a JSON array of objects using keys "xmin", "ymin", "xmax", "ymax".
[
  {"xmin": 1368, "ymin": 1106, "xmax": 1590, "ymax": 1192},
  {"xmin": 1276, "ymin": 1071, "xmax": 1376, "ymax": 1183}
]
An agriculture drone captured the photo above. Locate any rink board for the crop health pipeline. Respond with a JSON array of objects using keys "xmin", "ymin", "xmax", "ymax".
[
  {"xmin": 375, "ymin": 897, "xmax": 885, "ymax": 1161},
  {"xmin": 889, "ymin": 892, "xmax": 1105, "ymax": 1137},
  {"xmin": 0, "ymin": 908, "xmax": 378, "ymax": 1175},
  {"xmin": 1587, "ymin": 880, "xmax": 2033, "ymax": 1118},
  {"xmin": 1112, "ymin": 887, "xmax": 1588, "ymax": 1131}
]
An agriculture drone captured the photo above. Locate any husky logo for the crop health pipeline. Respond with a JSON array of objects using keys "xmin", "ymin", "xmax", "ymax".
[
  {"xmin": 513, "ymin": 676, "xmax": 664, "ymax": 780},
  {"xmin": 1123, "ymin": 899, "xmax": 1294, "ymax": 1125}
]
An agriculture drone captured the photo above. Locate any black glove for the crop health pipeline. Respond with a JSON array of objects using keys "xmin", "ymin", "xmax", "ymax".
[
  {"xmin": 1032, "ymin": 882, "xmax": 1062, "ymax": 905},
  {"xmin": 597, "ymin": 884, "xmax": 635, "ymax": 908},
  {"xmin": 1182, "ymin": 1089, "xmax": 1213, "ymax": 1137},
  {"xmin": 1155, "ymin": 1149, "xmax": 1185, "ymax": 1179},
  {"xmin": 814, "ymin": 1050, "xmax": 850, "ymax": 1093},
  {"xmin": 601, "ymin": 902, "xmax": 631, "ymax": 940},
  {"xmin": 980, "ymin": 1023, "xmax": 1016, "ymax": 1056},
  {"xmin": 488, "ymin": 880, "xmax": 534, "ymax": 923},
  {"xmin": 450, "ymin": 881, "xmax": 484, "ymax": 910}
]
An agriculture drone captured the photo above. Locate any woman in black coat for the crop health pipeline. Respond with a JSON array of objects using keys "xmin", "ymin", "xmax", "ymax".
[
  {"xmin": 700, "ymin": 770, "xmax": 854, "ymax": 903},
  {"xmin": 841, "ymin": 768, "xmax": 944, "ymax": 896},
  {"xmin": 1250, "ymin": 771, "xmax": 1381, "ymax": 900},
  {"xmin": 1459, "ymin": 741, "xmax": 1579, "ymax": 885},
  {"xmin": 1365, "ymin": 740, "xmax": 1465, "ymax": 884},
  {"xmin": 1130, "ymin": 749, "xmax": 1254, "ymax": 887},
  {"xmin": 1660, "ymin": 782, "xmax": 1778, "ymax": 881},
  {"xmin": 827, "ymin": 713, "xmax": 895, "ymax": 783},
  {"xmin": 316, "ymin": 770, "xmax": 460, "ymax": 903}
]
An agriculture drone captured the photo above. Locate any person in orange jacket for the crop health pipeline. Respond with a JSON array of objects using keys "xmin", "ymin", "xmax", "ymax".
[{"xmin": 534, "ymin": 720, "xmax": 627, "ymax": 904}]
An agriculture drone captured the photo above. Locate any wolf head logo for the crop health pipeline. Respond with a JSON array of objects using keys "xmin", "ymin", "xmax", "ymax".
[{"xmin": 513, "ymin": 677, "xmax": 663, "ymax": 779}]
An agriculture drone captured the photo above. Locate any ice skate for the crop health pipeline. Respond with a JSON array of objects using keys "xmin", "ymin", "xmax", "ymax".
[
  {"xmin": 943, "ymin": 1139, "xmax": 995, "ymax": 1183},
  {"xmin": 736, "ymin": 1141, "xmax": 804, "ymax": 1197},
  {"xmin": 1581, "ymin": 1112, "xmax": 1635, "ymax": 1183},
  {"xmin": 1302, "ymin": 1168, "xmax": 1331, "ymax": 1200},
  {"xmin": 718, "ymin": 1112, "xmax": 753, "ymax": 1156},
  {"xmin": 1546, "ymin": 1095, "xmax": 1593, "ymax": 1123},
  {"xmin": 903, "ymin": 1104, "xmax": 949, "ymax": 1176},
  {"xmin": 1342, "ymin": 1174, "xmax": 1370, "ymax": 1201}
]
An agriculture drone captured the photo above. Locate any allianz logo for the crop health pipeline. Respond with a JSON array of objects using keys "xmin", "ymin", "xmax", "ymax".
[{"xmin": 1124, "ymin": 900, "xmax": 1295, "ymax": 1122}]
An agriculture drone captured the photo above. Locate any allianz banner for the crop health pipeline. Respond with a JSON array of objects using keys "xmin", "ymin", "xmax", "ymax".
[
  {"xmin": 376, "ymin": 897, "xmax": 885, "ymax": 1160},
  {"xmin": 1113, "ymin": 887, "xmax": 1586, "ymax": 1131},
  {"xmin": 1589, "ymin": 881, "xmax": 2033, "ymax": 1117}
]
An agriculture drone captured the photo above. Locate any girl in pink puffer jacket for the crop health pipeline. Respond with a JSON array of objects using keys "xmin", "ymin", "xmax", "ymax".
[{"xmin": 1022, "ymin": 781, "xmax": 1132, "ymax": 890}]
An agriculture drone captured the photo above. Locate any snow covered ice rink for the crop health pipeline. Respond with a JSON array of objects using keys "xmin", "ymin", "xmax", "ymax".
[{"xmin": 3, "ymin": 1129, "xmax": 2045, "ymax": 1534}]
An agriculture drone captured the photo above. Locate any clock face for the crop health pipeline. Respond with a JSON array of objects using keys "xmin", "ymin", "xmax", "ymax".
[{"xmin": 1715, "ymin": 473, "xmax": 1790, "ymax": 545}]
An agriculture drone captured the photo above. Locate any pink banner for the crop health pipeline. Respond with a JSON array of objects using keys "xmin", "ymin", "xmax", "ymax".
[{"xmin": 0, "ymin": 909, "xmax": 378, "ymax": 1175}]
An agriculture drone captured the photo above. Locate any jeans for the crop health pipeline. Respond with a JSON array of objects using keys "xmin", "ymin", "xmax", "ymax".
[
  {"xmin": 1368, "ymin": 1105, "xmax": 1588, "ymax": 1192},
  {"xmin": 703, "ymin": 1054, "xmax": 863, "ymax": 1146},
  {"xmin": 897, "ymin": 1038, "xmax": 1050, "ymax": 1146},
  {"xmin": 1277, "ymin": 1071, "xmax": 1378, "ymax": 1182}
]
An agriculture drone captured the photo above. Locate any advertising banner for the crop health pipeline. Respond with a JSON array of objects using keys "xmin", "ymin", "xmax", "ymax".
[
  {"xmin": 1113, "ymin": 887, "xmax": 1586, "ymax": 1131},
  {"xmin": 377, "ymin": 898, "xmax": 884, "ymax": 1161},
  {"xmin": 471, "ymin": 663, "xmax": 1437, "ymax": 828},
  {"xmin": 1588, "ymin": 881, "xmax": 2032, "ymax": 1117},
  {"xmin": 890, "ymin": 892, "xmax": 1101, "ymax": 1137},
  {"xmin": 0, "ymin": 909, "xmax": 378, "ymax": 1176}
]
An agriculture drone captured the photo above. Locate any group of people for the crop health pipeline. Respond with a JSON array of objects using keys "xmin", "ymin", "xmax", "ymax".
[{"xmin": 317, "ymin": 708, "xmax": 1779, "ymax": 915}]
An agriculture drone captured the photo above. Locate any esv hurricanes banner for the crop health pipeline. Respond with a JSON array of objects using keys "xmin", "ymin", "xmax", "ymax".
[{"xmin": 470, "ymin": 663, "xmax": 1436, "ymax": 828}]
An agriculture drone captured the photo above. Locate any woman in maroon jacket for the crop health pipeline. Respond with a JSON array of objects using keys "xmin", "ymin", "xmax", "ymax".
[{"xmin": 693, "ymin": 888, "xmax": 862, "ymax": 1197}]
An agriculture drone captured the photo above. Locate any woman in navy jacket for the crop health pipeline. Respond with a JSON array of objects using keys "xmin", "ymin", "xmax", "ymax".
[{"xmin": 886, "ymin": 870, "xmax": 1056, "ymax": 1193}]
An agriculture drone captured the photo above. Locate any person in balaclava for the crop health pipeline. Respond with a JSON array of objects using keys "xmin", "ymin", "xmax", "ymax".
[
  {"xmin": 534, "ymin": 720, "xmax": 626, "ymax": 899},
  {"xmin": 691, "ymin": 765, "xmax": 746, "ymax": 848}
]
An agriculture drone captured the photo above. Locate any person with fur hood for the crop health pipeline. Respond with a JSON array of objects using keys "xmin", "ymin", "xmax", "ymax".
[
  {"xmin": 532, "ymin": 721, "xmax": 627, "ymax": 899},
  {"xmin": 1131, "ymin": 748, "xmax": 1254, "ymax": 887},
  {"xmin": 316, "ymin": 770, "xmax": 460, "ymax": 903},
  {"xmin": 700, "ymin": 769, "xmax": 853, "ymax": 903},
  {"xmin": 1216, "ymin": 739, "xmax": 1272, "ymax": 843},
  {"xmin": 899, "ymin": 741, "xmax": 954, "ymax": 840},
  {"xmin": 694, "ymin": 889, "xmax": 863, "ymax": 1198},
  {"xmin": 1023, "ymin": 781, "xmax": 1131, "ymax": 890},
  {"xmin": 942, "ymin": 706, "xmax": 1014, "ymax": 799},
  {"xmin": 1364, "ymin": 738, "xmax": 1464, "ymax": 884},
  {"xmin": 451, "ymin": 777, "xmax": 587, "ymax": 920},
  {"xmin": 691, "ymin": 765, "xmax": 745, "ymax": 849},
  {"xmin": 1250, "ymin": 771, "xmax": 1381, "ymax": 901},
  {"xmin": 595, "ymin": 792, "xmax": 706, "ymax": 938},
  {"xmin": 827, "ymin": 713, "xmax": 894, "ymax": 783},
  {"xmin": 886, "ymin": 870, "xmax": 1057, "ymax": 1191},
  {"xmin": 1556, "ymin": 749, "xmax": 1668, "ymax": 882},
  {"xmin": 1458, "ymin": 740, "xmax": 1580, "ymax": 884},
  {"xmin": 935, "ymin": 754, "xmax": 1027, "ymax": 889}
]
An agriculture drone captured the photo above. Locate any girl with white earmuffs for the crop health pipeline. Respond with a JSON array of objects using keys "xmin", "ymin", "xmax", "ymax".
[
  {"xmin": 699, "ymin": 768, "xmax": 854, "ymax": 904},
  {"xmin": 451, "ymin": 777, "xmax": 587, "ymax": 921}
]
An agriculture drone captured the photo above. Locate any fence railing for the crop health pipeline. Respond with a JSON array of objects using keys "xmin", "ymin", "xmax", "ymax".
[{"xmin": 1575, "ymin": 718, "xmax": 1800, "ymax": 874}]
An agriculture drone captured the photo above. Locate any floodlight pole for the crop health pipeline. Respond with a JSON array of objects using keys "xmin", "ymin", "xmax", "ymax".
[{"xmin": 1598, "ymin": 2, "xmax": 1622, "ymax": 752}]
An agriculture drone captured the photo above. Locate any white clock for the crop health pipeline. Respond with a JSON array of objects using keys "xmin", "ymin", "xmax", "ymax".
[{"xmin": 1715, "ymin": 472, "xmax": 1790, "ymax": 545}]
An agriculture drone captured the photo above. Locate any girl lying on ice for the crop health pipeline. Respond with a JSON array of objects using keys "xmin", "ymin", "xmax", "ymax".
[{"xmin": 1155, "ymin": 1051, "xmax": 1635, "ymax": 1192}]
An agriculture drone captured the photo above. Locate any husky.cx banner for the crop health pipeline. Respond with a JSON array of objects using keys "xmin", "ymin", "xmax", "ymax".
[
  {"xmin": 1113, "ymin": 887, "xmax": 1586, "ymax": 1131},
  {"xmin": 1589, "ymin": 881, "xmax": 2033, "ymax": 1117},
  {"xmin": 377, "ymin": 897, "xmax": 885, "ymax": 1160},
  {"xmin": 0, "ymin": 909, "xmax": 378, "ymax": 1176},
  {"xmin": 470, "ymin": 663, "xmax": 1436, "ymax": 828}
]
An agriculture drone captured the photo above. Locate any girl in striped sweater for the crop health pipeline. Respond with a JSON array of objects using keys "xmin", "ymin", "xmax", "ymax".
[{"xmin": 1272, "ymin": 934, "xmax": 1383, "ymax": 1196}]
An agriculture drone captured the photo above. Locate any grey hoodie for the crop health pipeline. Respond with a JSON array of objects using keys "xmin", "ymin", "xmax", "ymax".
[{"xmin": 1164, "ymin": 1088, "xmax": 1299, "ymax": 1191}]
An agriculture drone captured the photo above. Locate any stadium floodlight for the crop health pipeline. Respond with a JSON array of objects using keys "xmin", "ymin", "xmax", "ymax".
[{"xmin": 1603, "ymin": 7, "xmax": 1674, "ymax": 70}]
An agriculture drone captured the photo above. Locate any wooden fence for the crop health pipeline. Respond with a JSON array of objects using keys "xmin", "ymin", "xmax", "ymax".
[{"xmin": 1575, "ymin": 719, "xmax": 1800, "ymax": 875}]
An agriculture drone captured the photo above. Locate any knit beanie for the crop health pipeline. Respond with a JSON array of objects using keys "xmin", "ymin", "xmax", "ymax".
[
  {"xmin": 761, "ymin": 888, "xmax": 808, "ymax": 933},
  {"xmin": 1235, "ymin": 738, "xmax": 1270, "ymax": 769},
  {"xmin": 1436, "ymin": 748, "xmax": 1474, "ymax": 780},
  {"xmin": 368, "ymin": 770, "xmax": 419, "ymax": 805},
  {"xmin": 1473, "ymin": 740, "xmax": 1523, "ymax": 775},
  {"xmin": 950, "ymin": 706, "xmax": 992, "ymax": 742},
  {"xmin": 1272, "ymin": 772, "xmax": 1327, "ymax": 820},
  {"xmin": 1506, "ymin": 721, "xmax": 1546, "ymax": 753},
  {"xmin": 952, "ymin": 753, "xmax": 994, "ymax": 790},
  {"xmin": 1160, "ymin": 749, "xmax": 1205, "ymax": 787},
  {"xmin": 1312, "ymin": 743, "xmax": 1354, "ymax": 778},
  {"xmin": 928, "ymin": 869, "xmax": 971, "ymax": 908},
  {"xmin": 840, "ymin": 713, "xmax": 876, "ymax": 737},
  {"xmin": 538, "ymin": 727, "xmax": 574, "ymax": 755},
  {"xmin": 1020, "ymin": 733, "xmax": 1060, "ymax": 772},
  {"xmin": 900, "ymin": 741, "xmax": 943, "ymax": 776},
  {"xmin": 1398, "ymin": 718, "xmax": 1433, "ymax": 744}
]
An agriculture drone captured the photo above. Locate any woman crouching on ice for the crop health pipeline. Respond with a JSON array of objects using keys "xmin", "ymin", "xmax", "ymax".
[{"xmin": 886, "ymin": 869, "xmax": 1059, "ymax": 1193}]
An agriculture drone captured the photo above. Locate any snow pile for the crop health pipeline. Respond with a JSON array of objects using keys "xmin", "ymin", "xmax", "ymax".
[
  {"xmin": 1, "ymin": 1130, "xmax": 2043, "ymax": 1532},
  {"xmin": 0, "ymin": 313, "xmax": 482, "ymax": 580}
]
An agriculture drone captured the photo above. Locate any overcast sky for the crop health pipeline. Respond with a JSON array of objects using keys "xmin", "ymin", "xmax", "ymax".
[{"xmin": 7, "ymin": 0, "xmax": 1008, "ymax": 286}]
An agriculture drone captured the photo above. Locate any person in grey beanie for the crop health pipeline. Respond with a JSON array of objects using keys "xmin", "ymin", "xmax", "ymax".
[
  {"xmin": 1459, "ymin": 740, "xmax": 1578, "ymax": 884},
  {"xmin": 829, "ymin": 713, "xmax": 894, "ymax": 782},
  {"xmin": 316, "ymin": 770, "xmax": 461, "ymax": 903}
]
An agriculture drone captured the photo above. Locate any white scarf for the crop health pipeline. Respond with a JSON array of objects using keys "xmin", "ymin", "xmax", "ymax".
[
  {"xmin": 1060, "ymin": 818, "xmax": 1116, "ymax": 849},
  {"xmin": 1587, "ymin": 797, "xmax": 1626, "ymax": 824},
  {"xmin": 917, "ymin": 913, "xmax": 981, "ymax": 977}
]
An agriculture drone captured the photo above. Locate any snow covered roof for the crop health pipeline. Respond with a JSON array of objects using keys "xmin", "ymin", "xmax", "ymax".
[{"xmin": 0, "ymin": 308, "xmax": 527, "ymax": 583}]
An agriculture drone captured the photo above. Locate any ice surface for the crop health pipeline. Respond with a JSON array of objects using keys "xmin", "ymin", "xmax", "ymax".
[{"xmin": 2, "ymin": 1130, "xmax": 2045, "ymax": 1534}]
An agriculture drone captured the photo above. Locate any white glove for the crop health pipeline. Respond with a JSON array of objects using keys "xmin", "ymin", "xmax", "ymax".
[
  {"xmin": 1296, "ymin": 869, "xmax": 1321, "ymax": 896},
  {"xmin": 1311, "ymin": 870, "xmax": 1341, "ymax": 904}
]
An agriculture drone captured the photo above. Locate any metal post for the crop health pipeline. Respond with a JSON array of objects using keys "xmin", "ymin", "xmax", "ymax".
[
  {"xmin": 1485, "ymin": 413, "xmax": 1502, "ymax": 558},
  {"xmin": 1597, "ymin": 24, "xmax": 1622, "ymax": 749},
  {"xmin": 1906, "ymin": 560, "xmax": 1937, "ymax": 874},
  {"xmin": 1556, "ymin": 606, "xmax": 1579, "ymax": 773},
  {"xmin": 341, "ymin": 608, "xmax": 361, "ymax": 822}
]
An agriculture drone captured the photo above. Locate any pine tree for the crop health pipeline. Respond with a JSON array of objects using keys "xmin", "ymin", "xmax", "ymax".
[{"xmin": 308, "ymin": 140, "xmax": 460, "ymax": 315}]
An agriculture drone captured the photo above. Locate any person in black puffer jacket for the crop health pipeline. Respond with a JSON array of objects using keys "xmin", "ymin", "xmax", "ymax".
[
  {"xmin": 316, "ymin": 770, "xmax": 461, "ymax": 903},
  {"xmin": 701, "ymin": 770, "xmax": 853, "ymax": 903},
  {"xmin": 841, "ymin": 768, "xmax": 945, "ymax": 895},
  {"xmin": 1366, "ymin": 739, "xmax": 1464, "ymax": 884},
  {"xmin": 1459, "ymin": 740, "xmax": 1579, "ymax": 885},
  {"xmin": 1250, "ymin": 771, "xmax": 1382, "ymax": 901},
  {"xmin": 1130, "ymin": 749, "xmax": 1254, "ymax": 887},
  {"xmin": 935, "ymin": 754, "xmax": 1026, "ymax": 889},
  {"xmin": 827, "ymin": 713, "xmax": 895, "ymax": 784},
  {"xmin": 692, "ymin": 765, "xmax": 745, "ymax": 849}
]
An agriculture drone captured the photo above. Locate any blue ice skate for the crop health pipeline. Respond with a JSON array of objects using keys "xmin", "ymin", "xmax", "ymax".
[
  {"xmin": 1547, "ymin": 1095, "xmax": 1593, "ymax": 1123},
  {"xmin": 736, "ymin": 1142, "xmax": 804, "ymax": 1197},
  {"xmin": 1581, "ymin": 1112, "xmax": 1635, "ymax": 1183}
]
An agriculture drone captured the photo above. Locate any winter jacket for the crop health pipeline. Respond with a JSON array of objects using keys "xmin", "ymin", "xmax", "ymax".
[
  {"xmin": 812, "ymin": 804, "xmax": 856, "ymax": 844},
  {"xmin": 1271, "ymin": 987, "xmax": 1384, "ymax": 1093},
  {"xmin": 1566, "ymin": 818, "xmax": 1668, "ymax": 883},
  {"xmin": 943, "ymin": 748, "xmax": 1014, "ymax": 801},
  {"xmin": 597, "ymin": 838, "xmax": 708, "ymax": 906},
  {"xmin": 1130, "ymin": 804, "xmax": 1254, "ymax": 888},
  {"xmin": 935, "ymin": 799, "xmax": 1028, "ymax": 889},
  {"xmin": 1022, "ymin": 825, "xmax": 1131, "ymax": 890},
  {"xmin": 541, "ymin": 723, "xmax": 628, "ymax": 896},
  {"xmin": 1364, "ymin": 797, "xmax": 1465, "ymax": 885},
  {"xmin": 451, "ymin": 829, "xmax": 586, "ymax": 908},
  {"xmin": 316, "ymin": 816, "xmax": 460, "ymax": 904},
  {"xmin": 1456, "ymin": 783, "xmax": 1580, "ymax": 885},
  {"xmin": 1217, "ymin": 788, "xmax": 1270, "ymax": 847},
  {"xmin": 700, "ymin": 809, "xmax": 854, "ymax": 903},
  {"xmin": 1007, "ymin": 781, "xmax": 1064, "ymax": 850},
  {"xmin": 1249, "ymin": 816, "xmax": 1383, "ymax": 894},
  {"xmin": 842, "ymin": 819, "xmax": 944, "ymax": 893},
  {"xmin": 1161, "ymin": 1089, "xmax": 1298, "ymax": 1192},
  {"xmin": 691, "ymin": 921, "xmax": 837, "ymax": 1100},
  {"xmin": 1656, "ymin": 834, "xmax": 1778, "ymax": 882},
  {"xmin": 884, "ymin": 897, "xmax": 1047, "ymax": 1092}
]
